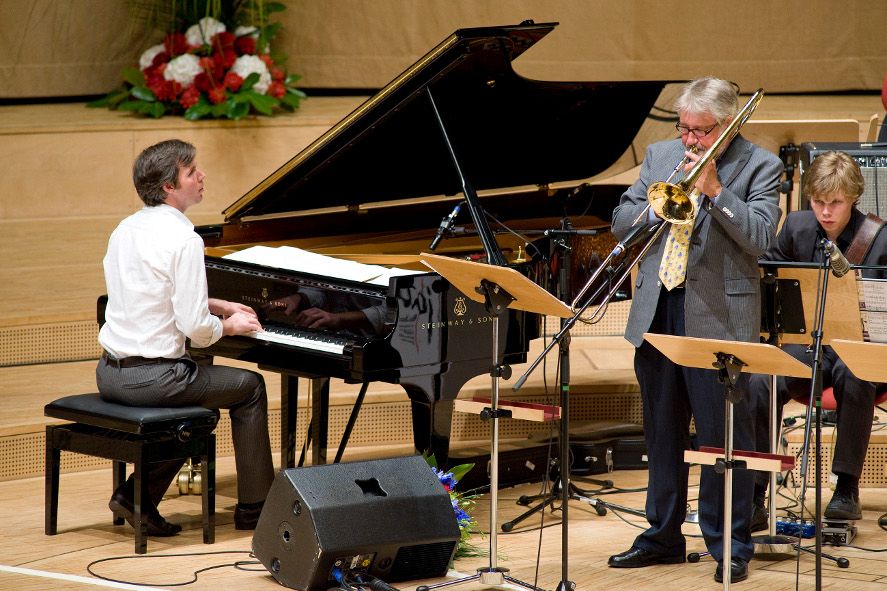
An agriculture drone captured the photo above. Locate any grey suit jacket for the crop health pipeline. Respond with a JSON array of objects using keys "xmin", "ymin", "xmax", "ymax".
[{"xmin": 612, "ymin": 135, "xmax": 783, "ymax": 347}]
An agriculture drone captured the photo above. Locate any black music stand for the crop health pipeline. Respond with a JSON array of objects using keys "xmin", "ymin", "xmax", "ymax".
[
  {"xmin": 642, "ymin": 333, "xmax": 808, "ymax": 590},
  {"xmin": 419, "ymin": 252, "xmax": 573, "ymax": 591}
]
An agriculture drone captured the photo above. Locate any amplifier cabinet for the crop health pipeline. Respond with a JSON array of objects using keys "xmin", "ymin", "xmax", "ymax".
[{"xmin": 800, "ymin": 141, "xmax": 887, "ymax": 216}]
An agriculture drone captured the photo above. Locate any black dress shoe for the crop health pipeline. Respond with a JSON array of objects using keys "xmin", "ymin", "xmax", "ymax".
[
  {"xmin": 824, "ymin": 490, "xmax": 862, "ymax": 520},
  {"xmin": 607, "ymin": 546, "xmax": 685, "ymax": 568},
  {"xmin": 234, "ymin": 501, "xmax": 265, "ymax": 530},
  {"xmin": 714, "ymin": 558, "xmax": 748, "ymax": 583},
  {"xmin": 108, "ymin": 491, "xmax": 182, "ymax": 537},
  {"xmin": 751, "ymin": 502, "xmax": 769, "ymax": 532}
]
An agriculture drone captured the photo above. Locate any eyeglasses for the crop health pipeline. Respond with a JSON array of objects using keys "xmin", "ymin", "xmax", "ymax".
[{"xmin": 675, "ymin": 123, "xmax": 718, "ymax": 138}]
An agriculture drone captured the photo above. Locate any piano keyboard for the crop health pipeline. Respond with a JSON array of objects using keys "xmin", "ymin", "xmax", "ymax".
[{"xmin": 248, "ymin": 326, "xmax": 349, "ymax": 355}]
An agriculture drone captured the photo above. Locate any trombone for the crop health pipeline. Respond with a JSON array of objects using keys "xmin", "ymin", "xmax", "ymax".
[{"xmin": 570, "ymin": 88, "xmax": 765, "ymax": 322}]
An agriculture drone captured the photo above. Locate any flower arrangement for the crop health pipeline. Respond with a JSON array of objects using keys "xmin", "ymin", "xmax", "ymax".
[
  {"xmin": 88, "ymin": 1, "xmax": 304, "ymax": 120},
  {"xmin": 425, "ymin": 454, "xmax": 482, "ymax": 559}
]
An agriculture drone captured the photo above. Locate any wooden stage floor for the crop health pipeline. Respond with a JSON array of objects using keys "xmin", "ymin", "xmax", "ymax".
[{"xmin": 4, "ymin": 455, "xmax": 887, "ymax": 591}]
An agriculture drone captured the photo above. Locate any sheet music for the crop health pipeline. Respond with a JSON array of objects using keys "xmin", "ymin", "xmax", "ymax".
[
  {"xmin": 858, "ymin": 277, "xmax": 887, "ymax": 343},
  {"xmin": 222, "ymin": 246, "xmax": 419, "ymax": 286}
]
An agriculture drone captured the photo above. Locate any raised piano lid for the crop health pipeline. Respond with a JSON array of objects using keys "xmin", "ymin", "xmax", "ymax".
[{"xmin": 219, "ymin": 21, "xmax": 669, "ymax": 225}]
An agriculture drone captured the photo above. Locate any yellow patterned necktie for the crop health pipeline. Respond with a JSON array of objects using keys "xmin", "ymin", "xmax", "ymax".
[{"xmin": 658, "ymin": 193, "xmax": 699, "ymax": 290}]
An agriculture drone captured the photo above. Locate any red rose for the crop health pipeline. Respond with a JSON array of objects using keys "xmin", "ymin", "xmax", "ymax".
[
  {"xmin": 146, "ymin": 78, "xmax": 164, "ymax": 99},
  {"xmin": 196, "ymin": 56, "xmax": 222, "ymax": 81},
  {"xmin": 150, "ymin": 51, "xmax": 170, "ymax": 68},
  {"xmin": 179, "ymin": 86, "xmax": 201, "ymax": 108},
  {"xmin": 147, "ymin": 78, "xmax": 179, "ymax": 102},
  {"xmin": 270, "ymin": 67, "xmax": 285, "ymax": 81},
  {"xmin": 259, "ymin": 54, "xmax": 274, "ymax": 68},
  {"xmin": 167, "ymin": 80, "xmax": 183, "ymax": 101},
  {"xmin": 208, "ymin": 86, "xmax": 228, "ymax": 105},
  {"xmin": 234, "ymin": 36, "xmax": 257, "ymax": 56},
  {"xmin": 224, "ymin": 71, "xmax": 244, "ymax": 92},
  {"xmin": 164, "ymin": 33, "xmax": 189, "ymax": 56},
  {"xmin": 214, "ymin": 49, "xmax": 237, "ymax": 70},
  {"xmin": 268, "ymin": 80, "xmax": 285, "ymax": 99},
  {"xmin": 143, "ymin": 64, "xmax": 164, "ymax": 85},
  {"xmin": 193, "ymin": 72, "xmax": 213, "ymax": 93},
  {"xmin": 213, "ymin": 31, "xmax": 235, "ymax": 52}
]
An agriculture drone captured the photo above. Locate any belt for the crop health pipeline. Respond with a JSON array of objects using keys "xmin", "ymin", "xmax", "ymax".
[{"xmin": 101, "ymin": 351, "xmax": 176, "ymax": 369}]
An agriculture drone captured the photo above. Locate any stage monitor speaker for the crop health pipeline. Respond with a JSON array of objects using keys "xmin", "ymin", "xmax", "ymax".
[
  {"xmin": 800, "ymin": 142, "xmax": 887, "ymax": 216},
  {"xmin": 252, "ymin": 455, "xmax": 460, "ymax": 591}
]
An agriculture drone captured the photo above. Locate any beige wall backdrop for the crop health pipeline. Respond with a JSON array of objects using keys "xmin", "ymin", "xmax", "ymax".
[{"xmin": 2, "ymin": 0, "xmax": 886, "ymax": 99}]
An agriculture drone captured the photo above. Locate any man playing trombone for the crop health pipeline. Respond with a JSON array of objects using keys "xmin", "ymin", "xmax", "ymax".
[{"xmin": 606, "ymin": 77, "xmax": 783, "ymax": 583}]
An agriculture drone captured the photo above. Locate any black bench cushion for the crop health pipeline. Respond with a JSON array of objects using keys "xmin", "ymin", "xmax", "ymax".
[{"xmin": 45, "ymin": 393, "xmax": 217, "ymax": 435}]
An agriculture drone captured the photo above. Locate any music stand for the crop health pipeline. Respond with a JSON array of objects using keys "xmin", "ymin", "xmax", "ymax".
[
  {"xmin": 764, "ymin": 266, "xmax": 863, "ymax": 346},
  {"xmin": 419, "ymin": 252, "xmax": 573, "ymax": 591},
  {"xmin": 830, "ymin": 339, "xmax": 887, "ymax": 382},
  {"xmin": 642, "ymin": 333, "xmax": 808, "ymax": 590}
]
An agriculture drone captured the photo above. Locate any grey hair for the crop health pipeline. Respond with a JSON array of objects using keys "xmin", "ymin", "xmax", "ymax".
[
  {"xmin": 132, "ymin": 139, "xmax": 196, "ymax": 206},
  {"xmin": 674, "ymin": 77, "xmax": 739, "ymax": 125}
]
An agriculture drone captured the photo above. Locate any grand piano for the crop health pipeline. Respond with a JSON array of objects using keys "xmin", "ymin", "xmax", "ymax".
[{"xmin": 191, "ymin": 21, "xmax": 669, "ymax": 468}]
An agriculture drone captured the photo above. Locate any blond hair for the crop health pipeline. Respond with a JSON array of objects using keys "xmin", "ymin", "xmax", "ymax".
[{"xmin": 803, "ymin": 151, "xmax": 865, "ymax": 204}]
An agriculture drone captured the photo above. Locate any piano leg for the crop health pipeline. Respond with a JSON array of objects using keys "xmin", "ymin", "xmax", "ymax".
[
  {"xmin": 408, "ymin": 398, "xmax": 453, "ymax": 467},
  {"xmin": 281, "ymin": 374, "xmax": 298, "ymax": 469},
  {"xmin": 280, "ymin": 375, "xmax": 331, "ymax": 468},
  {"xmin": 402, "ymin": 361, "xmax": 490, "ymax": 467},
  {"xmin": 311, "ymin": 377, "xmax": 330, "ymax": 466}
]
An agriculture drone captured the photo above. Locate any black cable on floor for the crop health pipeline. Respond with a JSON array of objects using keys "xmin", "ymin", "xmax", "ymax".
[{"xmin": 86, "ymin": 550, "xmax": 259, "ymax": 587}]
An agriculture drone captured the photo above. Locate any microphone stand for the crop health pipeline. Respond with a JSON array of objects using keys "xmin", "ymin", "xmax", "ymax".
[
  {"xmin": 499, "ymin": 222, "xmax": 612, "ymax": 567},
  {"xmin": 506, "ymin": 221, "xmax": 643, "ymax": 591},
  {"xmin": 796, "ymin": 238, "xmax": 832, "ymax": 591}
]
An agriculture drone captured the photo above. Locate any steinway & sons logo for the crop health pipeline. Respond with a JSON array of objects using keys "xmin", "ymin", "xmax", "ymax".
[
  {"xmin": 241, "ymin": 286, "xmax": 285, "ymax": 309},
  {"xmin": 419, "ymin": 296, "xmax": 496, "ymax": 330}
]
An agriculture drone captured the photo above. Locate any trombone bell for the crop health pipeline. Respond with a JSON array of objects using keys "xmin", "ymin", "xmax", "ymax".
[{"xmin": 647, "ymin": 181, "xmax": 695, "ymax": 225}]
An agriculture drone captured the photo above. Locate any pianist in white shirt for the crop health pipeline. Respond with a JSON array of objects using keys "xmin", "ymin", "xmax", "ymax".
[{"xmin": 96, "ymin": 139, "xmax": 275, "ymax": 533}]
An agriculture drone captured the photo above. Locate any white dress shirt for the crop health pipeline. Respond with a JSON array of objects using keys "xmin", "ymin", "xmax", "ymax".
[{"xmin": 99, "ymin": 204, "xmax": 222, "ymax": 359}]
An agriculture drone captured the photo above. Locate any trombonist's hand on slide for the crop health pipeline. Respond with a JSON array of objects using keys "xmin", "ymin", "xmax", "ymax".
[{"xmin": 684, "ymin": 147, "xmax": 722, "ymax": 199}]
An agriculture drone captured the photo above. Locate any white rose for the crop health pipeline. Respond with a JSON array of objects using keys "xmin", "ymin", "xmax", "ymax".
[
  {"xmin": 139, "ymin": 44, "xmax": 165, "ymax": 70},
  {"xmin": 234, "ymin": 25, "xmax": 259, "ymax": 38},
  {"xmin": 185, "ymin": 16, "xmax": 226, "ymax": 46},
  {"xmin": 163, "ymin": 53, "xmax": 202, "ymax": 86},
  {"xmin": 231, "ymin": 54, "xmax": 271, "ymax": 94}
]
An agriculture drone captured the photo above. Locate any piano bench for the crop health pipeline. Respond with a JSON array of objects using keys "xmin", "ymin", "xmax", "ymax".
[{"xmin": 44, "ymin": 393, "xmax": 218, "ymax": 554}]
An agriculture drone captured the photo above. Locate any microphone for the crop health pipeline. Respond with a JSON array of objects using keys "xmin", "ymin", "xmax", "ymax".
[
  {"xmin": 613, "ymin": 221, "xmax": 662, "ymax": 257},
  {"xmin": 428, "ymin": 203, "xmax": 462, "ymax": 251},
  {"xmin": 823, "ymin": 239, "xmax": 852, "ymax": 277}
]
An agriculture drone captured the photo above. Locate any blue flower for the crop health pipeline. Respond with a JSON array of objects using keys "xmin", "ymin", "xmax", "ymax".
[
  {"xmin": 452, "ymin": 498, "xmax": 471, "ymax": 524},
  {"xmin": 434, "ymin": 468, "xmax": 457, "ymax": 491}
]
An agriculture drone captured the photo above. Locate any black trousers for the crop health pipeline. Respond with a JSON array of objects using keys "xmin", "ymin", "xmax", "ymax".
[
  {"xmin": 750, "ymin": 343, "xmax": 882, "ymax": 487},
  {"xmin": 633, "ymin": 287, "xmax": 755, "ymax": 562},
  {"xmin": 96, "ymin": 356, "xmax": 275, "ymax": 506}
]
